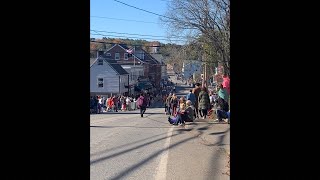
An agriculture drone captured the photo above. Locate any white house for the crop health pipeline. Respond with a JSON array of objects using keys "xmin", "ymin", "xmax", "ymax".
[
  {"xmin": 182, "ymin": 60, "xmax": 202, "ymax": 79},
  {"xmin": 90, "ymin": 57, "xmax": 129, "ymax": 96}
]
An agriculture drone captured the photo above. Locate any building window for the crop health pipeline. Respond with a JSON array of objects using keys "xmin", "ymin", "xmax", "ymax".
[
  {"xmin": 98, "ymin": 59, "xmax": 103, "ymax": 65},
  {"xmin": 115, "ymin": 53, "xmax": 120, "ymax": 60},
  {"xmin": 124, "ymin": 53, "xmax": 128, "ymax": 60},
  {"xmin": 98, "ymin": 78, "xmax": 103, "ymax": 88},
  {"xmin": 106, "ymin": 53, "xmax": 111, "ymax": 57}
]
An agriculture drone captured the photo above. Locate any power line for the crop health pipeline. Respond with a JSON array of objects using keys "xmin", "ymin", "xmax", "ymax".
[
  {"xmin": 90, "ymin": 40, "xmax": 166, "ymax": 47},
  {"xmin": 90, "ymin": 32, "xmax": 185, "ymax": 42},
  {"xmin": 90, "ymin": 16, "xmax": 157, "ymax": 24},
  {"xmin": 113, "ymin": 0, "xmax": 173, "ymax": 20},
  {"xmin": 91, "ymin": 29, "xmax": 185, "ymax": 39}
]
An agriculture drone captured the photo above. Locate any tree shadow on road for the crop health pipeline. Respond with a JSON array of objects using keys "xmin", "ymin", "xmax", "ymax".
[
  {"xmin": 206, "ymin": 128, "xmax": 230, "ymax": 180},
  {"xmin": 90, "ymin": 132, "xmax": 170, "ymax": 157},
  {"xmin": 106, "ymin": 130, "xmax": 202, "ymax": 180},
  {"xmin": 90, "ymin": 125, "xmax": 203, "ymax": 180}
]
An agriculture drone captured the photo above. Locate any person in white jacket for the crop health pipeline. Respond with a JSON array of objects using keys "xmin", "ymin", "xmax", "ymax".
[{"xmin": 126, "ymin": 96, "xmax": 131, "ymax": 111}]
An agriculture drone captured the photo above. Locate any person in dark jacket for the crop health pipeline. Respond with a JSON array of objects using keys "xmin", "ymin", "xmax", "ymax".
[
  {"xmin": 216, "ymin": 97, "xmax": 230, "ymax": 123},
  {"xmin": 198, "ymin": 86, "xmax": 211, "ymax": 119},
  {"xmin": 90, "ymin": 96, "xmax": 94, "ymax": 114},
  {"xmin": 93, "ymin": 96, "xmax": 98, "ymax": 114}
]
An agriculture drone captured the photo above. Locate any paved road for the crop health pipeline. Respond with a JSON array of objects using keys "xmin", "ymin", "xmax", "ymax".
[{"xmin": 90, "ymin": 70, "xmax": 230, "ymax": 180}]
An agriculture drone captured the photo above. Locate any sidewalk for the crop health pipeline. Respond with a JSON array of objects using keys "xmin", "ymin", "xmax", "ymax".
[{"xmin": 172, "ymin": 79, "xmax": 230, "ymax": 176}]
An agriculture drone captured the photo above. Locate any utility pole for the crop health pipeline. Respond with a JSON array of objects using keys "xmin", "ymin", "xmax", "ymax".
[
  {"xmin": 202, "ymin": 44, "xmax": 208, "ymax": 88},
  {"xmin": 205, "ymin": 59, "xmax": 207, "ymax": 87},
  {"xmin": 203, "ymin": 0, "xmax": 209, "ymax": 88}
]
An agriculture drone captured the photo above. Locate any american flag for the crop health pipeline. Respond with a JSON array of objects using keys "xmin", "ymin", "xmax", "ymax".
[{"xmin": 126, "ymin": 49, "xmax": 133, "ymax": 54}]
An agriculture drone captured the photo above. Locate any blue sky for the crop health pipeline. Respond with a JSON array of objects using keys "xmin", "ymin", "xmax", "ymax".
[{"xmin": 90, "ymin": 0, "xmax": 181, "ymax": 44}]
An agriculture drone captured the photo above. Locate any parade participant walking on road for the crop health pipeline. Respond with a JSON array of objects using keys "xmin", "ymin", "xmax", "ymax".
[{"xmin": 137, "ymin": 93, "xmax": 147, "ymax": 117}]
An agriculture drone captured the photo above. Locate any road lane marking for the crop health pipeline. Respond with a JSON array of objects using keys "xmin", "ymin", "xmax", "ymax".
[{"xmin": 155, "ymin": 126, "xmax": 174, "ymax": 180}]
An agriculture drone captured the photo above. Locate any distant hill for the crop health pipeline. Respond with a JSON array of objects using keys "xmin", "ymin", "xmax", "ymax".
[{"xmin": 90, "ymin": 37, "xmax": 162, "ymax": 53}]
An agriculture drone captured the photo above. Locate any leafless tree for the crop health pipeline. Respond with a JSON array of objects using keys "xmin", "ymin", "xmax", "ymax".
[{"xmin": 160, "ymin": 0, "xmax": 230, "ymax": 76}]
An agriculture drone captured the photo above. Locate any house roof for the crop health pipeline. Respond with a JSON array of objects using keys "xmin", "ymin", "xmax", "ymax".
[
  {"xmin": 90, "ymin": 58, "xmax": 129, "ymax": 75},
  {"xmin": 150, "ymin": 54, "xmax": 164, "ymax": 64},
  {"xmin": 105, "ymin": 59, "xmax": 129, "ymax": 75},
  {"xmin": 104, "ymin": 44, "xmax": 147, "ymax": 64},
  {"xmin": 90, "ymin": 58, "xmax": 96, "ymax": 66},
  {"xmin": 133, "ymin": 46, "xmax": 160, "ymax": 65}
]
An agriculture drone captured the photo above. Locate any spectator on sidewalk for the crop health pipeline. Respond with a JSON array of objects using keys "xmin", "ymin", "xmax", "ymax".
[
  {"xmin": 179, "ymin": 96, "xmax": 186, "ymax": 112},
  {"xmin": 93, "ymin": 96, "xmax": 98, "ymax": 114},
  {"xmin": 126, "ymin": 96, "xmax": 131, "ymax": 111},
  {"xmin": 222, "ymin": 74, "xmax": 230, "ymax": 95},
  {"xmin": 186, "ymin": 89, "xmax": 196, "ymax": 106},
  {"xmin": 163, "ymin": 94, "xmax": 168, "ymax": 114},
  {"xmin": 209, "ymin": 91, "xmax": 218, "ymax": 109},
  {"xmin": 170, "ymin": 93, "xmax": 179, "ymax": 116},
  {"xmin": 192, "ymin": 83, "xmax": 202, "ymax": 118},
  {"xmin": 218, "ymin": 84, "xmax": 229, "ymax": 103},
  {"xmin": 198, "ymin": 86, "xmax": 211, "ymax": 119},
  {"xmin": 166, "ymin": 93, "xmax": 172, "ymax": 115},
  {"xmin": 168, "ymin": 100, "xmax": 195, "ymax": 126},
  {"xmin": 90, "ymin": 96, "xmax": 95, "ymax": 114},
  {"xmin": 215, "ymin": 97, "xmax": 230, "ymax": 123},
  {"xmin": 111, "ymin": 95, "xmax": 118, "ymax": 112}
]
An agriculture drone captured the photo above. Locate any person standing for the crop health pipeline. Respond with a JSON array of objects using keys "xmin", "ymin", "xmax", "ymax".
[
  {"xmin": 186, "ymin": 89, "xmax": 196, "ymax": 106},
  {"xmin": 90, "ymin": 96, "xmax": 94, "ymax": 114},
  {"xmin": 222, "ymin": 74, "xmax": 230, "ymax": 95},
  {"xmin": 192, "ymin": 83, "xmax": 202, "ymax": 118},
  {"xmin": 166, "ymin": 93, "xmax": 172, "ymax": 115},
  {"xmin": 93, "ymin": 96, "xmax": 98, "ymax": 114},
  {"xmin": 163, "ymin": 94, "xmax": 168, "ymax": 115},
  {"xmin": 126, "ymin": 96, "xmax": 131, "ymax": 111},
  {"xmin": 198, "ymin": 86, "xmax": 210, "ymax": 119},
  {"xmin": 170, "ymin": 94, "xmax": 178, "ymax": 116},
  {"xmin": 112, "ymin": 95, "xmax": 118, "ymax": 112}
]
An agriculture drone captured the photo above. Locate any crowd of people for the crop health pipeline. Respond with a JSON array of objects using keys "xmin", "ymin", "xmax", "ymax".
[
  {"xmin": 90, "ymin": 93, "xmax": 157, "ymax": 114},
  {"xmin": 166, "ymin": 80, "xmax": 230, "ymax": 126},
  {"xmin": 90, "ymin": 75, "xmax": 230, "ymax": 126}
]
